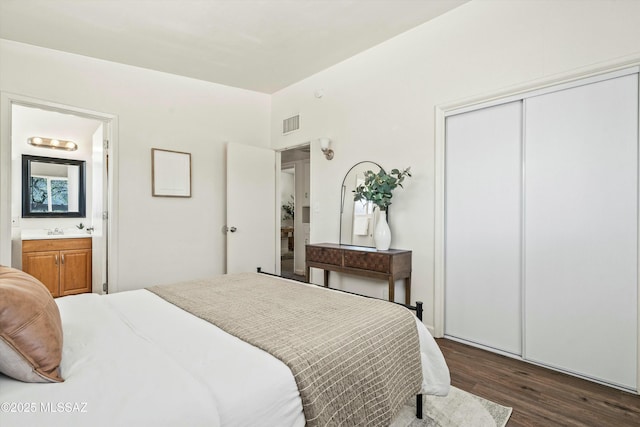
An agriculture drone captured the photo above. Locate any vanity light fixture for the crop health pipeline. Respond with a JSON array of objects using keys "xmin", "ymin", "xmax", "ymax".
[
  {"xmin": 319, "ymin": 137, "xmax": 334, "ymax": 160},
  {"xmin": 28, "ymin": 137, "xmax": 78, "ymax": 151}
]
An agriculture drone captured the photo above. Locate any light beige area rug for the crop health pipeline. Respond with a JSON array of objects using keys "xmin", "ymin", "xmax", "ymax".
[{"xmin": 392, "ymin": 386, "xmax": 512, "ymax": 427}]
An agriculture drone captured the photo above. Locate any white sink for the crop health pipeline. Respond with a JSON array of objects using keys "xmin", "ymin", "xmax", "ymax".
[{"xmin": 21, "ymin": 229, "xmax": 92, "ymax": 240}]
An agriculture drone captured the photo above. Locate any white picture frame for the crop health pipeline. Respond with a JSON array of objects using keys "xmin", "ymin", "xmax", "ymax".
[{"xmin": 152, "ymin": 148, "xmax": 191, "ymax": 197}]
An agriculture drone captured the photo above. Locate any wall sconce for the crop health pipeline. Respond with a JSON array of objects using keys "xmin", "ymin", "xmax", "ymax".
[
  {"xmin": 319, "ymin": 137, "xmax": 334, "ymax": 160},
  {"xmin": 28, "ymin": 137, "xmax": 78, "ymax": 151}
]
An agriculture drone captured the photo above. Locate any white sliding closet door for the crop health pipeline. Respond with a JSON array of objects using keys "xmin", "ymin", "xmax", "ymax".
[
  {"xmin": 445, "ymin": 101, "xmax": 523, "ymax": 355},
  {"xmin": 524, "ymin": 74, "xmax": 638, "ymax": 389}
]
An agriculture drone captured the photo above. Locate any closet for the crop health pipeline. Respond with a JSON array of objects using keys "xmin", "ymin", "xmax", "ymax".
[{"xmin": 444, "ymin": 68, "xmax": 638, "ymax": 392}]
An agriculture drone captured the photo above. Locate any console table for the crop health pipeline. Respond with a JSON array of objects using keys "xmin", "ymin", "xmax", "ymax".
[{"xmin": 305, "ymin": 243, "xmax": 412, "ymax": 304}]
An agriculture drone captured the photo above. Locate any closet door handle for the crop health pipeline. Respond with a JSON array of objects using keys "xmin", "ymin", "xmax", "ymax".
[{"xmin": 61, "ymin": 254, "xmax": 65, "ymax": 264}]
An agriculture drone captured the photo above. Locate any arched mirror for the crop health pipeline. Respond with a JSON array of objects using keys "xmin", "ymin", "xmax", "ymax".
[{"xmin": 339, "ymin": 161, "xmax": 385, "ymax": 247}]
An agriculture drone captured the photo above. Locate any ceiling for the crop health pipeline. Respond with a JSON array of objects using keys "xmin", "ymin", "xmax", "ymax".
[{"xmin": 0, "ymin": 0, "xmax": 468, "ymax": 93}]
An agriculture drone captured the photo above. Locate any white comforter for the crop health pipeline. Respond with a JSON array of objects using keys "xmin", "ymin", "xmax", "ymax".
[{"xmin": 0, "ymin": 288, "xmax": 450, "ymax": 427}]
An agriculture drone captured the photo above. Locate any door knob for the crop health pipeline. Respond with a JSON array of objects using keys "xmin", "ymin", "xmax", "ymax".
[{"xmin": 223, "ymin": 226, "xmax": 238, "ymax": 233}]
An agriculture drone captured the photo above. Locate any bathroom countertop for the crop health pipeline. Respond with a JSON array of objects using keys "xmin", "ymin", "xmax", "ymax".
[{"xmin": 21, "ymin": 231, "xmax": 92, "ymax": 240}]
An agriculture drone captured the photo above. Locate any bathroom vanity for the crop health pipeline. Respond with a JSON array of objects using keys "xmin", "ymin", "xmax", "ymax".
[{"xmin": 22, "ymin": 236, "xmax": 92, "ymax": 297}]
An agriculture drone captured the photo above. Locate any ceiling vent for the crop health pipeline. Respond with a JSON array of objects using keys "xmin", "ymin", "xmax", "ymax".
[{"xmin": 283, "ymin": 114, "xmax": 300, "ymax": 134}]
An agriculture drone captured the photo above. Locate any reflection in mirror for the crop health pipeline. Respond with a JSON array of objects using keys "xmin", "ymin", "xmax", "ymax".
[
  {"xmin": 339, "ymin": 161, "xmax": 384, "ymax": 247},
  {"xmin": 22, "ymin": 155, "xmax": 86, "ymax": 218}
]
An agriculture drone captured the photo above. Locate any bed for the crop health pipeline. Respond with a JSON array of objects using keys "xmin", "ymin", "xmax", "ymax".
[{"xmin": 0, "ymin": 269, "xmax": 450, "ymax": 426}]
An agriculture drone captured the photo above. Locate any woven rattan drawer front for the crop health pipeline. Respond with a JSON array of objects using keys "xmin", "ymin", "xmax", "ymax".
[
  {"xmin": 306, "ymin": 247, "xmax": 342, "ymax": 266},
  {"xmin": 344, "ymin": 252, "xmax": 390, "ymax": 273}
]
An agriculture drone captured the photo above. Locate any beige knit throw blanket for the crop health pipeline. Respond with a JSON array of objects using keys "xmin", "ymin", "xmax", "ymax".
[{"xmin": 147, "ymin": 272, "xmax": 422, "ymax": 427}]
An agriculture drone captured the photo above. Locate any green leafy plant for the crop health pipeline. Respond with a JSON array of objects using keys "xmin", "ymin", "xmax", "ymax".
[
  {"xmin": 282, "ymin": 195, "xmax": 295, "ymax": 220},
  {"xmin": 353, "ymin": 167, "xmax": 411, "ymax": 211}
]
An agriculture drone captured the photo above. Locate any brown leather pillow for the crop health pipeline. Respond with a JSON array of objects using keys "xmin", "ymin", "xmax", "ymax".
[{"xmin": 0, "ymin": 266, "xmax": 64, "ymax": 382}]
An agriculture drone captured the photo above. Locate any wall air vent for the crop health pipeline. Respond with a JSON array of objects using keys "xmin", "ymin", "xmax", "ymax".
[{"xmin": 283, "ymin": 114, "xmax": 300, "ymax": 134}]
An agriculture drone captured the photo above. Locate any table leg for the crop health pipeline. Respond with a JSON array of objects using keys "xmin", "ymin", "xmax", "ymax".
[
  {"xmin": 405, "ymin": 275, "xmax": 412, "ymax": 305},
  {"xmin": 324, "ymin": 270, "xmax": 330, "ymax": 287},
  {"xmin": 388, "ymin": 277, "xmax": 395, "ymax": 302},
  {"xmin": 305, "ymin": 266, "xmax": 310, "ymax": 283}
]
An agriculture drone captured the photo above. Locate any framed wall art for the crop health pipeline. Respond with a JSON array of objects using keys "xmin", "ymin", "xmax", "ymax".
[{"xmin": 152, "ymin": 148, "xmax": 191, "ymax": 197}]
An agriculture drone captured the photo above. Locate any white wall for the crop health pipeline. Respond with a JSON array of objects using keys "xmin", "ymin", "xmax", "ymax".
[
  {"xmin": 3, "ymin": 0, "xmax": 640, "ymax": 323},
  {"xmin": 270, "ymin": 0, "xmax": 640, "ymax": 329},
  {"xmin": 0, "ymin": 39, "xmax": 271, "ymax": 292}
]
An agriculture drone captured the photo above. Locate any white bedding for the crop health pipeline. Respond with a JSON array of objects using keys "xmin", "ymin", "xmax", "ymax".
[{"xmin": 0, "ymin": 288, "xmax": 449, "ymax": 427}]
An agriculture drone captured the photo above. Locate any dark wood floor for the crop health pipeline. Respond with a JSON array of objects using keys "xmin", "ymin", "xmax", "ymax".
[{"xmin": 436, "ymin": 339, "xmax": 640, "ymax": 426}]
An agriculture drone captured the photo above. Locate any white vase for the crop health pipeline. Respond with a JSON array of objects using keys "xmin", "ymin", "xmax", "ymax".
[{"xmin": 374, "ymin": 210, "xmax": 391, "ymax": 251}]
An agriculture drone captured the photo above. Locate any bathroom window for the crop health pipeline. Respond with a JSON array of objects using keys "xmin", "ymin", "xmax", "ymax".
[{"xmin": 29, "ymin": 175, "xmax": 69, "ymax": 213}]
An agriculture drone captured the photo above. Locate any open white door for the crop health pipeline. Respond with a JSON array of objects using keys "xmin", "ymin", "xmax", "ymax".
[
  {"xmin": 91, "ymin": 124, "xmax": 107, "ymax": 293},
  {"xmin": 226, "ymin": 143, "xmax": 276, "ymax": 274}
]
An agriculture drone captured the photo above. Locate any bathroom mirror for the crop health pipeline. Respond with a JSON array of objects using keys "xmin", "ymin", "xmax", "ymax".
[
  {"xmin": 339, "ymin": 161, "xmax": 385, "ymax": 247},
  {"xmin": 22, "ymin": 155, "xmax": 86, "ymax": 218}
]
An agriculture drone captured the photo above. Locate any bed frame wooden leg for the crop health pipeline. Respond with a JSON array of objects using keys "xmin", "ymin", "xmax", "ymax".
[{"xmin": 415, "ymin": 301, "xmax": 423, "ymax": 419}]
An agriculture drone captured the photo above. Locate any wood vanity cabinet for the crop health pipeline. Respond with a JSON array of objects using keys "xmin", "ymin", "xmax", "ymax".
[{"xmin": 22, "ymin": 238, "xmax": 92, "ymax": 297}]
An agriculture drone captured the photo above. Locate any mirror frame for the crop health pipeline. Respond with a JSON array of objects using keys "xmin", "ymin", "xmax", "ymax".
[
  {"xmin": 339, "ymin": 160, "xmax": 385, "ymax": 247},
  {"xmin": 22, "ymin": 154, "xmax": 86, "ymax": 218}
]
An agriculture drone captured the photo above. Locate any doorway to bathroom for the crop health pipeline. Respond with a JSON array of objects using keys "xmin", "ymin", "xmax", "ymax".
[
  {"xmin": 280, "ymin": 144, "xmax": 310, "ymax": 282},
  {"xmin": 4, "ymin": 97, "xmax": 115, "ymax": 294}
]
